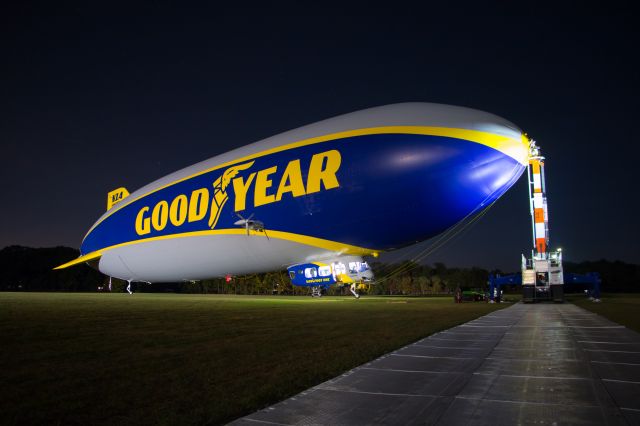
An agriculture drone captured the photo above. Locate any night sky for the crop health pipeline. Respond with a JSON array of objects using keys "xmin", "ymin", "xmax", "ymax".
[{"xmin": 2, "ymin": 5, "xmax": 638, "ymax": 271}]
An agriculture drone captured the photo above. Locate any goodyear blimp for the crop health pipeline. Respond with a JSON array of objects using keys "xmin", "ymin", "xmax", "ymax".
[{"xmin": 56, "ymin": 103, "xmax": 529, "ymax": 297}]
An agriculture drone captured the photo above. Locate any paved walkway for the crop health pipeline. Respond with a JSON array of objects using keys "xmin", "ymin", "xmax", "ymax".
[{"xmin": 231, "ymin": 303, "xmax": 640, "ymax": 425}]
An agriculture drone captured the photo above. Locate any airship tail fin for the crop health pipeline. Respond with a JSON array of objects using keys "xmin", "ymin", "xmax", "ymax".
[
  {"xmin": 107, "ymin": 187, "xmax": 130, "ymax": 210},
  {"xmin": 54, "ymin": 250, "xmax": 102, "ymax": 270}
]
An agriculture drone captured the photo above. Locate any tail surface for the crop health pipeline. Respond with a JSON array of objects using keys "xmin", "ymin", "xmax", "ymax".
[{"xmin": 107, "ymin": 187, "xmax": 130, "ymax": 210}]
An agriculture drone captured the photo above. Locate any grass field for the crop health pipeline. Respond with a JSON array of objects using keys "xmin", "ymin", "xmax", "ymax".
[
  {"xmin": 0, "ymin": 292, "xmax": 508, "ymax": 425},
  {"xmin": 567, "ymin": 293, "xmax": 640, "ymax": 332}
]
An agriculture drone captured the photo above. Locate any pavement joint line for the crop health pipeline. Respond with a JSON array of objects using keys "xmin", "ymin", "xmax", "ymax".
[
  {"xmin": 484, "ymin": 357, "xmax": 587, "ymax": 363},
  {"xmin": 460, "ymin": 325, "xmax": 510, "ymax": 328},
  {"xmin": 412, "ymin": 344, "xmax": 489, "ymax": 350},
  {"xmin": 511, "ymin": 326, "xmax": 626, "ymax": 329},
  {"xmin": 465, "ymin": 317, "xmax": 518, "ymax": 321},
  {"xmin": 584, "ymin": 349, "xmax": 640, "ymax": 354},
  {"xmin": 602, "ymin": 378, "xmax": 640, "ymax": 385},
  {"xmin": 438, "ymin": 333, "xmax": 504, "ymax": 337},
  {"xmin": 472, "ymin": 372, "xmax": 593, "ymax": 381},
  {"xmin": 392, "ymin": 353, "xmax": 474, "ymax": 360},
  {"xmin": 241, "ymin": 418, "xmax": 290, "ymax": 426},
  {"xmin": 468, "ymin": 324, "xmax": 515, "ymax": 327},
  {"xmin": 620, "ymin": 407, "xmax": 640, "ymax": 412},
  {"xmin": 453, "ymin": 395, "xmax": 602, "ymax": 409},
  {"xmin": 319, "ymin": 387, "xmax": 437, "ymax": 398},
  {"xmin": 504, "ymin": 331, "xmax": 572, "ymax": 335},
  {"xmin": 565, "ymin": 318, "xmax": 609, "ymax": 320},
  {"xmin": 591, "ymin": 360, "xmax": 640, "ymax": 366},
  {"xmin": 360, "ymin": 367, "xmax": 454, "ymax": 374},
  {"xmin": 563, "ymin": 318, "xmax": 607, "ymax": 320},
  {"xmin": 501, "ymin": 339, "xmax": 574, "ymax": 342},
  {"xmin": 578, "ymin": 341, "xmax": 639, "ymax": 345},
  {"xmin": 569, "ymin": 326, "xmax": 626, "ymax": 329},
  {"xmin": 492, "ymin": 346, "xmax": 577, "ymax": 351},
  {"xmin": 426, "ymin": 337, "xmax": 497, "ymax": 342}
]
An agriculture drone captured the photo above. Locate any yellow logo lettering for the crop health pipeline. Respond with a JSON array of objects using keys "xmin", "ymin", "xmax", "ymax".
[
  {"xmin": 169, "ymin": 194, "xmax": 188, "ymax": 227},
  {"xmin": 132, "ymin": 150, "xmax": 342, "ymax": 236},
  {"xmin": 275, "ymin": 159, "xmax": 306, "ymax": 201},
  {"xmin": 232, "ymin": 172, "xmax": 256, "ymax": 212},
  {"xmin": 188, "ymin": 188, "xmax": 209, "ymax": 222},
  {"xmin": 306, "ymin": 150, "xmax": 341, "ymax": 194},
  {"xmin": 151, "ymin": 201, "xmax": 169, "ymax": 231},
  {"xmin": 254, "ymin": 166, "xmax": 278, "ymax": 207},
  {"xmin": 135, "ymin": 206, "xmax": 151, "ymax": 235}
]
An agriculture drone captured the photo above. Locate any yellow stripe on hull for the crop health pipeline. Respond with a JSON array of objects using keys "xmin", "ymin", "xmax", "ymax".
[{"xmin": 57, "ymin": 229, "xmax": 379, "ymax": 270}]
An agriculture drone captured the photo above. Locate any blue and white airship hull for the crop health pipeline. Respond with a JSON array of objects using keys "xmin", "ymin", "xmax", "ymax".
[{"xmin": 57, "ymin": 103, "xmax": 529, "ymax": 282}]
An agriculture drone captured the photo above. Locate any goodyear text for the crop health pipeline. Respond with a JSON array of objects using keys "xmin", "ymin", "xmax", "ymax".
[{"xmin": 135, "ymin": 150, "xmax": 341, "ymax": 236}]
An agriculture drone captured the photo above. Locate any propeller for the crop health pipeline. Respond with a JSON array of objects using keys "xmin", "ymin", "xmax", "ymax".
[
  {"xmin": 234, "ymin": 213, "xmax": 269, "ymax": 240},
  {"xmin": 234, "ymin": 213, "xmax": 254, "ymax": 235}
]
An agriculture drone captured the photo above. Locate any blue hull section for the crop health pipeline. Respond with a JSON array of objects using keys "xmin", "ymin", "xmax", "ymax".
[{"xmin": 82, "ymin": 133, "xmax": 525, "ymax": 254}]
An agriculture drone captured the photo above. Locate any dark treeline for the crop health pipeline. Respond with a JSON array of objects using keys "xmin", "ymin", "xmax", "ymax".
[
  {"xmin": 564, "ymin": 260, "xmax": 640, "ymax": 293},
  {"xmin": 1, "ymin": 246, "xmax": 638, "ymax": 294},
  {"xmin": 368, "ymin": 262, "xmax": 489, "ymax": 295},
  {"xmin": 0, "ymin": 246, "xmax": 103, "ymax": 291}
]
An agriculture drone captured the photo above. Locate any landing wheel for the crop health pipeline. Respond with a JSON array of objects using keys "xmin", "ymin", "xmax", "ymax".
[{"xmin": 349, "ymin": 283, "xmax": 360, "ymax": 299}]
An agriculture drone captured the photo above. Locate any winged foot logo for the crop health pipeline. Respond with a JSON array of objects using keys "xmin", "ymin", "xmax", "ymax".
[
  {"xmin": 134, "ymin": 149, "xmax": 342, "ymax": 236},
  {"xmin": 208, "ymin": 161, "xmax": 255, "ymax": 230}
]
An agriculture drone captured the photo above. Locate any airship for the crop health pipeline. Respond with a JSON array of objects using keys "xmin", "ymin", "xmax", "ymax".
[{"xmin": 56, "ymin": 102, "xmax": 529, "ymax": 296}]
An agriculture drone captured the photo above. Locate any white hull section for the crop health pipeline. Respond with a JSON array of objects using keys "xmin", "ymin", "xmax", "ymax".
[{"xmin": 98, "ymin": 235, "xmax": 338, "ymax": 282}]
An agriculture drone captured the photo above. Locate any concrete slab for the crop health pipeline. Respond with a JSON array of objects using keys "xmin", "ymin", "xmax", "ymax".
[
  {"xmin": 231, "ymin": 303, "xmax": 638, "ymax": 425},
  {"xmin": 436, "ymin": 397, "xmax": 621, "ymax": 426}
]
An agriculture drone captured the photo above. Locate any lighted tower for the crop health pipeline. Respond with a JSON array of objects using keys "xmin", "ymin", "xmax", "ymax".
[{"xmin": 522, "ymin": 139, "xmax": 564, "ymax": 302}]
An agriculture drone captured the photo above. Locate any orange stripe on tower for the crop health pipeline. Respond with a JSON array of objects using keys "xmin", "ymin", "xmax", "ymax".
[
  {"xmin": 531, "ymin": 161, "xmax": 541, "ymax": 174},
  {"xmin": 531, "ymin": 160, "xmax": 542, "ymax": 193}
]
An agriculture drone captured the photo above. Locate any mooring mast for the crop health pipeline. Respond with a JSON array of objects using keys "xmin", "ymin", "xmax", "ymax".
[{"xmin": 521, "ymin": 140, "xmax": 564, "ymax": 302}]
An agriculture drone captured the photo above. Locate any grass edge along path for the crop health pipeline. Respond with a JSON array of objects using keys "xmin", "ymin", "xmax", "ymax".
[
  {"xmin": 0, "ymin": 293, "xmax": 509, "ymax": 425},
  {"xmin": 567, "ymin": 293, "xmax": 640, "ymax": 333}
]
